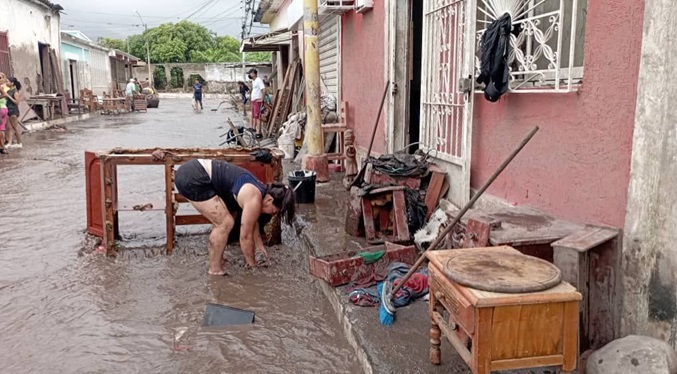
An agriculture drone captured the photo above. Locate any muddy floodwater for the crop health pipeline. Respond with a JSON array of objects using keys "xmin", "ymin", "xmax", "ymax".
[{"xmin": 0, "ymin": 99, "xmax": 360, "ymax": 373}]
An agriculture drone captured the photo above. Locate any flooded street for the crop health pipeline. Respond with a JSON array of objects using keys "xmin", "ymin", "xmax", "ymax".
[{"xmin": 0, "ymin": 99, "xmax": 361, "ymax": 373}]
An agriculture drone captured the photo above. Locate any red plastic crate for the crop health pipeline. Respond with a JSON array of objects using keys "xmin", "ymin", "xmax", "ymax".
[{"xmin": 309, "ymin": 242, "xmax": 417, "ymax": 287}]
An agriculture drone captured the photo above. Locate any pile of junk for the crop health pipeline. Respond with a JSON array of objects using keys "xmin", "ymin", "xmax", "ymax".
[{"xmin": 277, "ymin": 93, "xmax": 339, "ymax": 161}]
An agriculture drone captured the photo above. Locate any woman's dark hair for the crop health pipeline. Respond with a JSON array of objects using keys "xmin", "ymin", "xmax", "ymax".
[
  {"xmin": 267, "ymin": 182, "xmax": 296, "ymax": 224},
  {"xmin": 9, "ymin": 77, "xmax": 21, "ymax": 91}
]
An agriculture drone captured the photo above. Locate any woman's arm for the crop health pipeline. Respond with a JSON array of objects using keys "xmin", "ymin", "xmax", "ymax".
[
  {"xmin": 253, "ymin": 222, "xmax": 266, "ymax": 253},
  {"xmin": 239, "ymin": 194, "xmax": 261, "ymax": 267},
  {"xmin": 5, "ymin": 91, "xmax": 19, "ymax": 105}
]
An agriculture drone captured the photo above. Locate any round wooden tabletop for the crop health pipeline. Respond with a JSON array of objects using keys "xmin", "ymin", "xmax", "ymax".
[{"xmin": 444, "ymin": 250, "xmax": 562, "ymax": 293}]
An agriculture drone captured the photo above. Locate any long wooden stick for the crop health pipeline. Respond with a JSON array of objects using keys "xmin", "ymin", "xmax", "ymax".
[
  {"xmin": 349, "ymin": 81, "xmax": 390, "ymax": 189},
  {"xmin": 389, "ymin": 126, "xmax": 540, "ymax": 298}
]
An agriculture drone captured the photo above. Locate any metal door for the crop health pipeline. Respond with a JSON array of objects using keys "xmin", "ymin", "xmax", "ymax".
[{"xmin": 420, "ymin": 0, "xmax": 477, "ymax": 205}]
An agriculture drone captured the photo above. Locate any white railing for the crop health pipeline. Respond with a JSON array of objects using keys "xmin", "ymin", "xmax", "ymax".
[{"xmin": 475, "ymin": 0, "xmax": 587, "ymax": 93}]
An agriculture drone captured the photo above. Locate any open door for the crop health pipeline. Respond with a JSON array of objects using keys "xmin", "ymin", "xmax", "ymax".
[{"xmin": 420, "ymin": 0, "xmax": 477, "ymax": 206}]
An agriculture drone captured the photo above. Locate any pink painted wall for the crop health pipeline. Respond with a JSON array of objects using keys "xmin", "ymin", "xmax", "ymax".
[
  {"xmin": 471, "ymin": 0, "xmax": 645, "ymax": 228},
  {"xmin": 341, "ymin": 1, "xmax": 386, "ymax": 155}
]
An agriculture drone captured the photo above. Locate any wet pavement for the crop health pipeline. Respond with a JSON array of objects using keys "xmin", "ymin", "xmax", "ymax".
[{"xmin": 0, "ymin": 99, "xmax": 360, "ymax": 373}]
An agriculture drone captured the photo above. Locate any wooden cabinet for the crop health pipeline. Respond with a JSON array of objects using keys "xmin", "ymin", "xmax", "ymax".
[{"xmin": 427, "ymin": 247, "xmax": 581, "ymax": 374}]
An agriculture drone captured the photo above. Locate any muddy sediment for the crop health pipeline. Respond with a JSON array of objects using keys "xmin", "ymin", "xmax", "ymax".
[{"xmin": 0, "ymin": 100, "xmax": 360, "ymax": 373}]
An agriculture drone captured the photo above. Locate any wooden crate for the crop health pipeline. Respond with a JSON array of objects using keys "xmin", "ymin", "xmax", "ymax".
[
  {"xmin": 309, "ymin": 242, "xmax": 417, "ymax": 287},
  {"xmin": 427, "ymin": 246, "xmax": 581, "ymax": 374}
]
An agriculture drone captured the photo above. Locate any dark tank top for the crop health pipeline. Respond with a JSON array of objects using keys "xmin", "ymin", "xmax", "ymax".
[{"xmin": 210, "ymin": 160, "xmax": 267, "ymax": 211}]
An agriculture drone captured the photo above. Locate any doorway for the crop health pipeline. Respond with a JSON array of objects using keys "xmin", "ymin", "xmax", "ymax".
[
  {"xmin": 407, "ymin": 0, "xmax": 424, "ymax": 154},
  {"xmin": 69, "ymin": 60, "xmax": 78, "ymax": 100}
]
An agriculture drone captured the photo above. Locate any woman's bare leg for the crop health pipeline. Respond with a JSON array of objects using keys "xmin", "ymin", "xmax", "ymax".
[
  {"xmin": 5, "ymin": 122, "xmax": 12, "ymax": 145},
  {"xmin": 190, "ymin": 196, "xmax": 235, "ymax": 275},
  {"xmin": 10, "ymin": 117, "xmax": 21, "ymax": 144}
]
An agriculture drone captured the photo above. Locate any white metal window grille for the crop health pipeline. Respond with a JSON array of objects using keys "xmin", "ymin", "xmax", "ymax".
[
  {"xmin": 475, "ymin": 0, "xmax": 587, "ymax": 92},
  {"xmin": 421, "ymin": 0, "xmax": 476, "ymax": 162}
]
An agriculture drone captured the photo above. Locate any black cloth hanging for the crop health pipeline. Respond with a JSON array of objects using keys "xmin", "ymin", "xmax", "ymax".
[{"xmin": 476, "ymin": 13, "xmax": 512, "ymax": 102}]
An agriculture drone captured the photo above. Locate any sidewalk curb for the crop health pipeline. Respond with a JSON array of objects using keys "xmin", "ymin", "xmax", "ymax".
[
  {"xmin": 24, "ymin": 112, "xmax": 96, "ymax": 133},
  {"xmin": 300, "ymin": 230, "xmax": 374, "ymax": 374}
]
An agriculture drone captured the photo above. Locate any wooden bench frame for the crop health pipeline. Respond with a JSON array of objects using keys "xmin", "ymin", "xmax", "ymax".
[{"xmin": 85, "ymin": 147, "xmax": 284, "ymax": 255}]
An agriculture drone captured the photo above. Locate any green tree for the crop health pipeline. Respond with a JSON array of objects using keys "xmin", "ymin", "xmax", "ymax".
[
  {"xmin": 99, "ymin": 21, "xmax": 272, "ymax": 64},
  {"xmin": 97, "ymin": 37, "xmax": 126, "ymax": 51},
  {"xmin": 245, "ymin": 52, "xmax": 272, "ymax": 63}
]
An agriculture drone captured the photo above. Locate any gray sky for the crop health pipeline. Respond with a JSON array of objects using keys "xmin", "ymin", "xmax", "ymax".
[{"xmin": 57, "ymin": 0, "xmax": 269, "ymax": 41}]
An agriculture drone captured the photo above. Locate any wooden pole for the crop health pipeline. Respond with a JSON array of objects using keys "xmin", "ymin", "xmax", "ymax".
[{"xmin": 389, "ymin": 126, "xmax": 541, "ymax": 298}]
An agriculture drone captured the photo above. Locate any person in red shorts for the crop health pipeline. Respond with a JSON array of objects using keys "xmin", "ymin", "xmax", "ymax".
[{"xmin": 247, "ymin": 68, "xmax": 266, "ymax": 139}]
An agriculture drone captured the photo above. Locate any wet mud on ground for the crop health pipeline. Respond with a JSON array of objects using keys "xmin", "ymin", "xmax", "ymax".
[{"xmin": 0, "ymin": 99, "xmax": 360, "ymax": 373}]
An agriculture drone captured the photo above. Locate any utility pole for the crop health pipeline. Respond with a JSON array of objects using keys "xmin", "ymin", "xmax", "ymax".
[
  {"xmin": 301, "ymin": 0, "xmax": 329, "ymax": 182},
  {"xmin": 135, "ymin": 10, "xmax": 153, "ymax": 87}
]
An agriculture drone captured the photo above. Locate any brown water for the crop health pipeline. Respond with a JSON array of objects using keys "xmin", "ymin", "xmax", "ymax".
[{"xmin": 0, "ymin": 100, "xmax": 360, "ymax": 374}]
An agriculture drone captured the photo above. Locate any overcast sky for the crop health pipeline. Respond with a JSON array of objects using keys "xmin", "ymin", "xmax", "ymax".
[{"xmin": 57, "ymin": 0, "xmax": 269, "ymax": 41}]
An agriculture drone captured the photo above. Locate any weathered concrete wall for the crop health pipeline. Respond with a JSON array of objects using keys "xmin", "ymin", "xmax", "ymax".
[
  {"xmin": 133, "ymin": 63, "xmax": 272, "ymax": 93},
  {"xmin": 341, "ymin": 0, "xmax": 386, "ymax": 155},
  {"xmin": 623, "ymin": 0, "xmax": 677, "ymax": 347},
  {"xmin": 1, "ymin": 0, "xmax": 61, "ymax": 95},
  {"xmin": 469, "ymin": 0, "xmax": 644, "ymax": 228}
]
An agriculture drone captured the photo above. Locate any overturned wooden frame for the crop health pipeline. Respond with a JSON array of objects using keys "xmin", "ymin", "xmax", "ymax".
[{"xmin": 85, "ymin": 147, "xmax": 285, "ymax": 255}]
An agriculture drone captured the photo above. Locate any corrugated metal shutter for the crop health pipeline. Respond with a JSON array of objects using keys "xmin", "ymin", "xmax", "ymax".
[
  {"xmin": 90, "ymin": 50, "xmax": 109, "ymax": 97},
  {"xmin": 319, "ymin": 15, "xmax": 340, "ymax": 101}
]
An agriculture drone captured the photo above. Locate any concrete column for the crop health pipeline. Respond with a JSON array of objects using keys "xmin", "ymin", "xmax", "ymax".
[
  {"xmin": 622, "ymin": 0, "xmax": 677, "ymax": 345},
  {"xmin": 164, "ymin": 65, "xmax": 171, "ymax": 89},
  {"xmin": 301, "ymin": 0, "xmax": 329, "ymax": 182}
]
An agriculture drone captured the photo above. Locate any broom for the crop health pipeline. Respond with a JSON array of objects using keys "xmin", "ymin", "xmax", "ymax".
[{"xmin": 379, "ymin": 126, "xmax": 540, "ymax": 325}]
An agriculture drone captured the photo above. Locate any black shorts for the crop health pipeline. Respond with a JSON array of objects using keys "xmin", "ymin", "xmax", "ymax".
[
  {"xmin": 174, "ymin": 160, "xmax": 216, "ymax": 202},
  {"xmin": 7, "ymin": 108, "xmax": 19, "ymax": 117}
]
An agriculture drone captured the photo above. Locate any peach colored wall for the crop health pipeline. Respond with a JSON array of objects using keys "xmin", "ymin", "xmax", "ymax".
[
  {"xmin": 471, "ymin": 0, "xmax": 644, "ymax": 227},
  {"xmin": 341, "ymin": 0, "xmax": 386, "ymax": 155}
]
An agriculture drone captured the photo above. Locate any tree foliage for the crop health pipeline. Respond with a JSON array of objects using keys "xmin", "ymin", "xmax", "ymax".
[
  {"xmin": 99, "ymin": 22, "xmax": 272, "ymax": 64},
  {"xmin": 97, "ymin": 37, "xmax": 126, "ymax": 51}
]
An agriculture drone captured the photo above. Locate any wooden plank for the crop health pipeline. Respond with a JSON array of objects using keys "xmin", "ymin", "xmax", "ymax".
[
  {"xmin": 101, "ymin": 159, "xmax": 116, "ymax": 254},
  {"xmin": 588, "ymin": 238, "xmax": 620, "ymax": 349},
  {"xmin": 344, "ymin": 186, "xmax": 364, "ymax": 237},
  {"xmin": 269, "ymin": 61, "xmax": 294, "ymax": 133},
  {"xmin": 165, "ymin": 164, "xmax": 175, "ymax": 254},
  {"xmin": 425, "ymin": 165, "xmax": 447, "ymax": 220},
  {"xmin": 41, "ymin": 46, "xmax": 52, "ymax": 93},
  {"xmin": 491, "ymin": 355, "xmax": 564, "ymax": 371},
  {"xmin": 515, "ymin": 303, "xmax": 564, "ymax": 358},
  {"xmin": 176, "ymin": 215, "xmax": 210, "ymax": 226},
  {"xmin": 362, "ymin": 198, "xmax": 376, "ymax": 242},
  {"xmin": 562, "ymin": 300, "xmax": 579, "ymax": 372},
  {"xmin": 473, "ymin": 307, "xmax": 494, "ymax": 374},
  {"xmin": 551, "ymin": 226, "xmax": 619, "ymax": 253},
  {"xmin": 49, "ymin": 48, "xmax": 68, "ymax": 114},
  {"xmin": 491, "ymin": 305, "xmax": 522, "ymax": 360},
  {"xmin": 392, "ymin": 190, "xmax": 410, "ymax": 242}
]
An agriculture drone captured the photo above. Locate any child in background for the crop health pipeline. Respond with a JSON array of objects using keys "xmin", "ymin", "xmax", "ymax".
[
  {"xmin": 3, "ymin": 77, "xmax": 23, "ymax": 148},
  {"xmin": 0, "ymin": 73, "xmax": 8, "ymax": 154}
]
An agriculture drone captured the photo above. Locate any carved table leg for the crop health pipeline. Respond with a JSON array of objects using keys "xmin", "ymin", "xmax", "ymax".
[{"xmin": 430, "ymin": 291, "xmax": 442, "ymax": 365}]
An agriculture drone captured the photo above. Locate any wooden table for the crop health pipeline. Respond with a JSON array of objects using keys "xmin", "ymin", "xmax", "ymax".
[
  {"xmin": 427, "ymin": 246, "xmax": 581, "ymax": 374},
  {"xmin": 24, "ymin": 98, "xmax": 53, "ymax": 121}
]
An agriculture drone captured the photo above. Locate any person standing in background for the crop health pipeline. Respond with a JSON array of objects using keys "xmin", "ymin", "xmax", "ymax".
[
  {"xmin": 193, "ymin": 78, "xmax": 204, "ymax": 111},
  {"xmin": 0, "ymin": 74, "xmax": 9, "ymax": 154},
  {"xmin": 248, "ymin": 68, "xmax": 265, "ymax": 139},
  {"xmin": 3, "ymin": 77, "xmax": 23, "ymax": 149}
]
